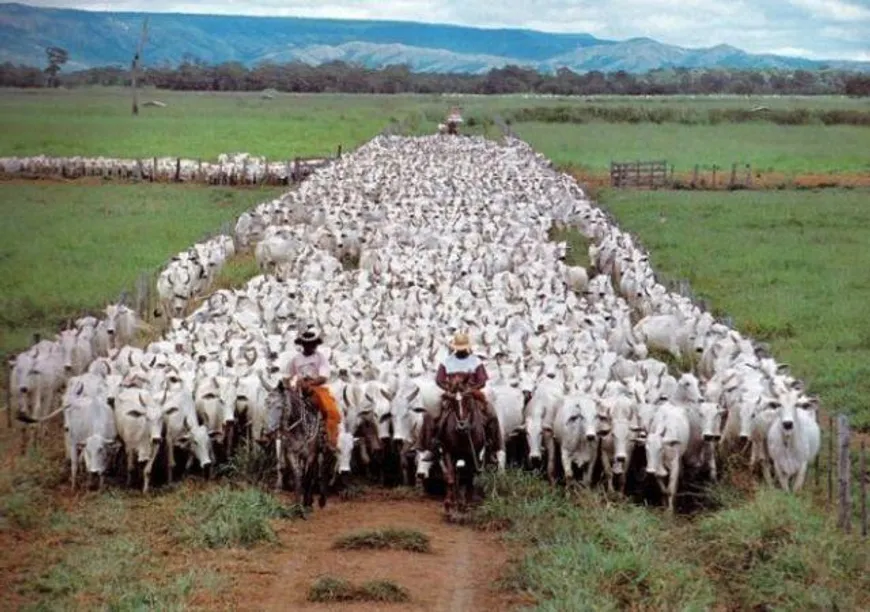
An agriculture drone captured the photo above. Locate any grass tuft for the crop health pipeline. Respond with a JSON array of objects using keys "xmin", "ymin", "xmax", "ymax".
[
  {"xmin": 333, "ymin": 528, "xmax": 431, "ymax": 553},
  {"xmin": 357, "ymin": 580, "xmax": 411, "ymax": 603},
  {"xmin": 307, "ymin": 576, "xmax": 357, "ymax": 602},
  {"xmin": 307, "ymin": 576, "xmax": 410, "ymax": 603},
  {"xmin": 175, "ymin": 486, "xmax": 298, "ymax": 548}
]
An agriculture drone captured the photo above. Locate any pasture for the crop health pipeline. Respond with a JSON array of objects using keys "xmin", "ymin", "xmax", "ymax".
[
  {"xmin": 2, "ymin": 88, "xmax": 869, "ymax": 177},
  {"xmin": 1, "ymin": 89, "xmax": 869, "ymax": 611},
  {"xmin": 0, "ymin": 183, "xmax": 283, "ymax": 354},
  {"xmin": 516, "ymin": 121, "xmax": 870, "ymax": 174},
  {"xmin": 591, "ymin": 188, "xmax": 870, "ymax": 429}
]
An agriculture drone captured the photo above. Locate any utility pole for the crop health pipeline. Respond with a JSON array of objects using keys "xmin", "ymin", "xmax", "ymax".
[{"xmin": 131, "ymin": 17, "xmax": 149, "ymax": 116}]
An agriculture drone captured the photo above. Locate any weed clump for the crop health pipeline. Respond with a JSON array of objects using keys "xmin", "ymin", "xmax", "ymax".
[
  {"xmin": 333, "ymin": 528, "xmax": 431, "ymax": 553},
  {"xmin": 308, "ymin": 576, "xmax": 410, "ymax": 603},
  {"xmin": 176, "ymin": 486, "xmax": 298, "ymax": 548}
]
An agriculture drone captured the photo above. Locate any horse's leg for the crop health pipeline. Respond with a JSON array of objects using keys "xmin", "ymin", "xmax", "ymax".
[
  {"xmin": 318, "ymin": 450, "xmax": 329, "ymax": 509},
  {"xmin": 442, "ymin": 451, "xmax": 456, "ymax": 514},
  {"xmin": 463, "ymin": 469, "xmax": 474, "ymax": 512},
  {"xmin": 274, "ymin": 438, "xmax": 284, "ymax": 491},
  {"xmin": 302, "ymin": 456, "xmax": 314, "ymax": 508},
  {"xmin": 288, "ymin": 452, "xmax": 304, "ymax": 507}
]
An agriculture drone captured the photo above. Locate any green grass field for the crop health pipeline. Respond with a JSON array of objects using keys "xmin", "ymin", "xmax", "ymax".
[
  {"xmin": 0, "ymin": 183, "xmax": 284, "ymax": 354},
  {"xmin": 587, "ymin": 188, "xmax": 870, "ymax": 429},
  {"xmin": 473, "ymin": 471, "xmax": 870, "ymax": 611},
  {"xmin": 0, "ymin": 88, "xmax": 413, "ymax": 159},
  {"xmin": 516, "ymin": 121, "xmax": 870, "ymax": 173},
  {"xmin": 1, "ymin": 89, "xmax": 869, "ymax": 175}
]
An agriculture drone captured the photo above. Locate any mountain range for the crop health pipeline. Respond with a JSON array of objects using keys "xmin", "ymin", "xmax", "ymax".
[{"xmin": 1, "ymin": 2, "xmax": 868, "ymax": 74}]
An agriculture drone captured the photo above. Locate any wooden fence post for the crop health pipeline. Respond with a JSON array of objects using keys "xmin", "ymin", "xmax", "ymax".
[
  {"xmin": 197, "ymin": 159, "xmax": 202, "ymax": 183},
  {"xmin": 861, "ymin": 441, "xmax": 867, "ymax": 538},
  {"xmin": 635, "ymin": 160, "xmax": 640, "ymax": 187},
  {"xmin": 152, "ymin": 157, "xmax": 157, "ymax": 182},
  {"xmin": 837, "ymin": 414, "xmax": 852, "ymax": 533},
  {"xmin": 729, "ymin": 162, "xmax": 737, "ymax": 188},
  {"xmin": 712, "ymin": 165, "xmax": 718, "ymax": 189},
  {"xmin": 692, "ymin": 164, "xmax": 699, "ymax": 188},
  {"xmin": 261, "ymin": 157, "xmax": 268, "ymax": 185},
  {"xmin": 175, "ymin": 158, "xmax": 181, "ymax": 183},
  {"xmin": 285, "ymin": 160, "xmax": 292, "ymax": 186},
  {"xmin": 745, "ymin": 163, "xmax": 752, "ymax": 189},
  {"xmin": 828, "ymin": 414, "xmax": 834, "ymax": 510},
  {"xmin": 337, "ymin": 144, "xmax": 342, "ymax": 159}
]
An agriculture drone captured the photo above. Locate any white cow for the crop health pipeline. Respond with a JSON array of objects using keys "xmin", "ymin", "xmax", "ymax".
[
  {"xmin": 114, "ymin": 388, "xmax": 164, "ymax": 493},
  {"xmin": 644, "ymin": 402, "xmax": 691, "ymax": 513},
  {"xmin": 767, "ymin": 393, "xmax": 820, "ymax": 493}
]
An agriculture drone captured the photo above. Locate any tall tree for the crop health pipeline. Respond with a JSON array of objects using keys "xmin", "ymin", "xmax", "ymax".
[{"xmin": 44, "ymin": 46, "xmax": 68, "ymax": 88}]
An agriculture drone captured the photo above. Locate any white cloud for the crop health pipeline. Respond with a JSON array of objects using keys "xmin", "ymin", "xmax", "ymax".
[
  {"xmin": 18, "ymin": 0, "xmax": 870, "ymax": 61},
  {"xmin": 789, "ymin": 0, "xmax": 870, "ymax": 21}
]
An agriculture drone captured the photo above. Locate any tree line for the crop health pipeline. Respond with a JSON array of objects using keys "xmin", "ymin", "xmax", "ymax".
[{"xmin": 1, "ymin": 58, "xmax": 869, "ymax": 96}]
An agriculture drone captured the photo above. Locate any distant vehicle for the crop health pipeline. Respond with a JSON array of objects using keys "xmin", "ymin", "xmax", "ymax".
[{"xmin": 438, "ymin": 106, "xmax": 464, "ymax": 135}]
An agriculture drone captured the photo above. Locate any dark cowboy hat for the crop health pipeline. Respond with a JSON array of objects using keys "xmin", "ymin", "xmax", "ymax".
[{"xmin": 294, "ymin": 328, "xmax": 323, "ymax": 346}]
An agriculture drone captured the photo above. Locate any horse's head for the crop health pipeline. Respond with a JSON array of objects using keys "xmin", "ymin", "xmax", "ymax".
[{"xmin": 442, "ymin": 388, "xmax": 483, "ymax": 432}]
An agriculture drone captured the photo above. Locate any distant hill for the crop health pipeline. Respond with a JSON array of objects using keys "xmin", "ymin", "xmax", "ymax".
[{"xmin": 1, "ymin": 2, "xmax": 868, "ymax": 74}]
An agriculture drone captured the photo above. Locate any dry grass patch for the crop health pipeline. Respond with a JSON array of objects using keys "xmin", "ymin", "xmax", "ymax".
[
  {"xmin": 333, "ymin": 527, "xmax": 431, "ymax": 553},
  {"xmin": 308, "ymin": 575, "xmax": 410, "ymax": 603}
]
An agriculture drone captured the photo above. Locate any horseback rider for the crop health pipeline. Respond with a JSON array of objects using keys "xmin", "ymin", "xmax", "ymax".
[
  {"xmin": 286, "ymin": 327, "xmax": 341, "ymax": 453},
  {"xmin": 420, "ymin": 332, "xmax": 502, "ymax": 464}
]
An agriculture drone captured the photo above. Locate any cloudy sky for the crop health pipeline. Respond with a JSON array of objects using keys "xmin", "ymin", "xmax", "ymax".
[{"xmin": 22, "ymin": 0, "xmax": 870, "ymax": 61}]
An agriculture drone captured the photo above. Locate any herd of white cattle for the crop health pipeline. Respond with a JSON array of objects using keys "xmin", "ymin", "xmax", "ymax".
[
  {"xmin": 0, "ymin": 153, "xmax": 328, "ymax": 185},
  {"xmin": 8, "ymin": 134, "xmax": 821, "ymax": 510}
]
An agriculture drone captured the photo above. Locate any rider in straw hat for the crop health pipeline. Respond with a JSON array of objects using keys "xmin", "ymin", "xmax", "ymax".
[
  {"xmin": 419, "ymin": 332, "xmax": 502, "ymax": 463},
  {"xmin": 286, "ymin": 326, "xmax": 341, "ymax": 452}
]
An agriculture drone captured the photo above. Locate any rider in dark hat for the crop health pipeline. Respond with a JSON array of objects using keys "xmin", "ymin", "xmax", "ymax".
[{"xmin": 287, "ymin": 327, "xmax": 340, "ymax": 452}]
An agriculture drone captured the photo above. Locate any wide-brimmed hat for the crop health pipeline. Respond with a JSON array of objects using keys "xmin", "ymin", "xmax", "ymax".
[
  {"xmin": 294, "ymin": 328, "xmax": 322, "ymax": 346},
  {"xmin": 449, "ymin": 332, "xmax": 472, "ymax": 352}
]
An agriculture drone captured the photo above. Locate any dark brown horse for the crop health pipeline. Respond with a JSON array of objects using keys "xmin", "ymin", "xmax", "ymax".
[
  {"xmin": 263, "ymin": 378, "xmax": 332, "ymax": 511},
  {"xmin": 436, "ymin": 387, "xmax": 488, "ymax": 515}
]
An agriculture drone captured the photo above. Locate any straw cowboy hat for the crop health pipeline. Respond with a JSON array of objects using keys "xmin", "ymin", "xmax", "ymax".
[
  {"xmin": 294, "ymin": 327, "xmax": 323, "ymax": 346},
  {"xmin": 449, "ymin": 332, "xmax": 472, "ymax": 352}
]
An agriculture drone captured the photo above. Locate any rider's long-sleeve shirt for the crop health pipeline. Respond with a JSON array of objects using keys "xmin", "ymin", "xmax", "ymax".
[{"xmin": 436, "ymin": 356, "xmax": 488, "ymax": 390}]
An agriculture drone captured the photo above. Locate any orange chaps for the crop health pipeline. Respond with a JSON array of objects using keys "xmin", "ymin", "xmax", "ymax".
[{"xmin": 310, "ymin": 386, "xmax": 341, "ymax": 449}]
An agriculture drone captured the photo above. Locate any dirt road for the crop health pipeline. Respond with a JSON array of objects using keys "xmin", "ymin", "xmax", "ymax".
[{"xmin": 204, "ymin": 490, "xmax": 522, "ymax": 611}]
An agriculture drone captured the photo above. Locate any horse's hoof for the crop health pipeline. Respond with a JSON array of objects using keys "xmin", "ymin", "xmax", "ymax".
[{"xmin": 318, "ymin": 496, "xmax": 327, "ymax": 509}]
